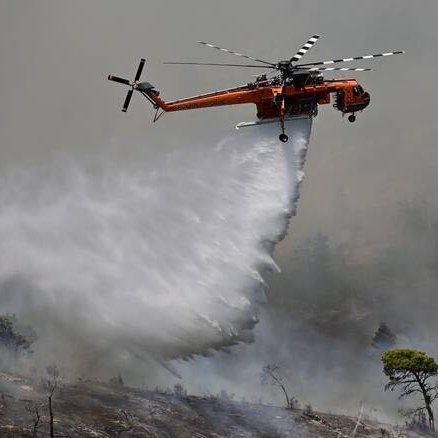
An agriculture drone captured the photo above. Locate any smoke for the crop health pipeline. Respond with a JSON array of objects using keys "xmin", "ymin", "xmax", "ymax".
[
  {"xmin": 179, "ymin": 197, "xmax": 438, "ymax": 422},
  {"xmin": 0, "ymin": 118, "xmax": 311, "ymax": 378}
]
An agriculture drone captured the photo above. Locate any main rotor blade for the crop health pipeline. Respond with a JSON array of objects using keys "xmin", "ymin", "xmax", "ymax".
[
  {"xmin": 122, "ymin": 89, "xmax": 133, "ymax": 112},
  {"xmin": 297, "ymin": 66, "xmax": 372, "ymax": 72},
  {"xmin": 134, "ymin": 58, "xmax": 145, "ymax": 82},
  {"xmin": 164, "ymin": 61, "xmax": 275, "ymax": 68},
  {"xmin": 297, "ymin": 50, "xmax": 405, "ymax": 67},
  {"xmin": 198, "ymin": 41, "xmax": 276, "ymax": 66},
  {"xmin": 289, "ymin": 34, "xmax": 320, "ymax": 64},
  {"xmin": 108, "ymin": 75, "xmax": 131, "ymax": 85}
]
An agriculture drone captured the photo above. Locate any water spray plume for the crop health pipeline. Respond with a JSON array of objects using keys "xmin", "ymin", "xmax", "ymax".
[{"xmin": 0, "ymin": 118, "xmax": 311, "ymax": 377}]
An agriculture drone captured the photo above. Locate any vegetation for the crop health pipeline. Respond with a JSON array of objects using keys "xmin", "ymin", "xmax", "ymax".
[
  {"xmin": 372, "ymin": 323, "xmax": 397, "ymax": 350},
  {"xmin": 405, "ymin": 410, "xmax": 429, "ymax": 434},
  {"xmin": 382, "ymin": 348, "xmax": 438, "ymax": 432},
  {"xmin": 173, "ymin": 383, "xmax": 187, "ymax": 398},
  {"xmin": 109, "ymin": 374, "xmax": 124, "ymax": 386},
  {"xmin": 0, "ymin": 313, "xmax": 34, "ymax": 354}
]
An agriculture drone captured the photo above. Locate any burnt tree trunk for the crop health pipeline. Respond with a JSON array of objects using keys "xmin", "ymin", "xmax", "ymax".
[
  {"xmin": 48, "ymin": 393, "xmax": 54, "ymax": 438},
  {"xmin": 416, "ymin": 376, "xmax": 435, "ymax": 432}
]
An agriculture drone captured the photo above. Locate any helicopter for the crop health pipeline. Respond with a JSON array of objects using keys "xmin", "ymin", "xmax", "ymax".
[{"xmin": 108, "ymin": 35, "xmax": 404, "ymax": 142}]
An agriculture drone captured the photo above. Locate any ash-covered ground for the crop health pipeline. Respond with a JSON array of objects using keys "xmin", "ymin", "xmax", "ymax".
[{"xmin": 0, "ymin": 369, "xmax": 419, "ymax": 437}]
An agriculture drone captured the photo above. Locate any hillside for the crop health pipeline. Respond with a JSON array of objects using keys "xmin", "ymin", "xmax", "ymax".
[{"xmin": 0, "ymin": 370, "xmax": 426, "ymax": 437}]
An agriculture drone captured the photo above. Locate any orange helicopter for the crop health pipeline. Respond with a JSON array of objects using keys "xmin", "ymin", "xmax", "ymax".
[{"xmin": 108, "ymin": 35, "xmax": 404, "ymax": 142}]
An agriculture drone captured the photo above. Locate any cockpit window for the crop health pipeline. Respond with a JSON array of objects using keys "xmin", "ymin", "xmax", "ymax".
[{"xmin": 353, "ymin": 85, "xmax": 364, "ymax": 96}]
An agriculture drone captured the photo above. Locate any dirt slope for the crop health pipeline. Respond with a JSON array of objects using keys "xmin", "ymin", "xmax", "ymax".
[{"xmin": 0, "ymin": 370, "xmax": 425, "ymax": 437}]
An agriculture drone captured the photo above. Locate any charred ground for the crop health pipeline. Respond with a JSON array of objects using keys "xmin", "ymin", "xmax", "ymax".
[{"xmin": 0, "ymin": 369, "xmax": 427, "ymax": 438}]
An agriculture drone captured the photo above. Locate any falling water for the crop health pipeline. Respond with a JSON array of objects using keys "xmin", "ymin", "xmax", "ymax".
[{"xmin": 0, "ymin": 117, "xmax": 312, "ymax": 377}]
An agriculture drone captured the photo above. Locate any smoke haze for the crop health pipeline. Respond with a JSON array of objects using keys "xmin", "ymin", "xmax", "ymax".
[{"xmin": 1, "ymin": 0, "xmax": 438, "ymax": 425}]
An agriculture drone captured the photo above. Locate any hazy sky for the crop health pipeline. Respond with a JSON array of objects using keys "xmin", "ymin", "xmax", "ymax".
[{"xmin": 1, "ymin": 0, "xmax": 437, "ymax": 238}]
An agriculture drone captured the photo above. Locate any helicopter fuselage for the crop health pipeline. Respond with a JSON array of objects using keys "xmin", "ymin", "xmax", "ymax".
[{"xmin": 143, "ymin": 77, "xmax": 370, "ymax": 121}]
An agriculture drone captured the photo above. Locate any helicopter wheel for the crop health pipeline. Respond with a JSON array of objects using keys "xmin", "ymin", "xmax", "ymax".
[
  {"xmin": 348, "ymin": 114, "xmax": 356, "ymax": 123},
  {"xmin": 279, "ymin": 133, "xmax": 289, "ymax": 143}
]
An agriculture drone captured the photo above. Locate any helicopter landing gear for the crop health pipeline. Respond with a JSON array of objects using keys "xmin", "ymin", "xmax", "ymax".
[
  {"xmin": 348, "ymin": 113, "xmax": 356, "ymax": 123},
  {"xmin": 279, "ymin": 133, "xmax": 289, "ymax": 142},
  {"xmin": 279, "ymin": 112, "xmax": 289, "ymax": 142}
]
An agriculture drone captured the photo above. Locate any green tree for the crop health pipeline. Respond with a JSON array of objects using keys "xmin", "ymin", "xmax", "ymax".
[
  {"xmin": 382, "ymin": 348, "xmax": 438, "ymax": 432},
  {"xmin": 0, "ymin": 314, "xmax": 32, "ymax": 353}
]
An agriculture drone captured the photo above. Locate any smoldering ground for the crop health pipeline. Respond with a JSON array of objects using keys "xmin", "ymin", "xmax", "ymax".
[{"xmin": 0, "ymin": 120, "xmax": 311, "ymax": 381}]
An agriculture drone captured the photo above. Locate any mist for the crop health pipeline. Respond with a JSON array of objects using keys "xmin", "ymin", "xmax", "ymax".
[{"xmin": 0, "ymin": 119, "xmax": 311, "ymax": 380}]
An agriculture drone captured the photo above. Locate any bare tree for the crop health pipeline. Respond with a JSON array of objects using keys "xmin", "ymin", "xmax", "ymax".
[
  {"xmin": 261, "ymin": 364, "xmax": 297, "ymax": 409},
  {"xmin": 45, "ymin": 365, "xmax": 60, "ymax": 438},
  {"xmin": 25, "ymin": 401, "xmax": 43, "ymax": 437}
]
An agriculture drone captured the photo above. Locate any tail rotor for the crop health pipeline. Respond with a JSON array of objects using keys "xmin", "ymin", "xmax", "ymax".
[{"xmin": 108, "ymin": 58, "xmax": 146, "ymax": 112}]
